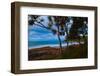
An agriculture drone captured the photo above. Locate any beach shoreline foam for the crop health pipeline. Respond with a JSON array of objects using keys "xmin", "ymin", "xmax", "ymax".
[{"xmin": 28, "ymin": 42, "xmax": 84, "ymax": 50}]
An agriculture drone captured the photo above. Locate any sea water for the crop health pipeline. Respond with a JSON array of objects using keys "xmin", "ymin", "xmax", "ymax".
[{"xmin": 28, "ymin": 25, "xmax": 80, "ymax": 49}]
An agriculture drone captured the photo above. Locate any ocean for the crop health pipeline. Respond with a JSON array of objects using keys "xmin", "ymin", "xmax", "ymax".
[{"xmin": 28, "ymin": 25, "xmax": 81, "ymax": 49}]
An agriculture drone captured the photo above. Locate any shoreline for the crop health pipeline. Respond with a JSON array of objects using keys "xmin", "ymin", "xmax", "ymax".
[
  {"xmin": 28, "ymin": 42, "xmax": 84, "ymax": 50},
  {"xmin": 28, "ymin": 43, "xmax": 87, "ymax": 60}
]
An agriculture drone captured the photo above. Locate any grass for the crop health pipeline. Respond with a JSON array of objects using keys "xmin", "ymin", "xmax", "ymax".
[{"xmin": 61, "ymin": 43, "xmax": 88, "ymax": 59}]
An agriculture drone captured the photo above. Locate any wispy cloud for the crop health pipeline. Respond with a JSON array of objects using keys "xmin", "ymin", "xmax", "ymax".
[{"xmin": 28, "ymin": 25, "xmax": 62, "ymax": 41}]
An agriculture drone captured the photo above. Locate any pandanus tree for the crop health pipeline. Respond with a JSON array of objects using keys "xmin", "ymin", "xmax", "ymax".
[
  {"xmin": 52, "ymin": 16, "xmax": 65, "ymax": 53},
  {"xmin": 78, "ymin": 18, "xmax": 88, "ymax": 44},
  {"xmin": 28, "ymin": 15, "xmax": 71, "ymax": 54},
  {"xmin": 64, "ymin": 17, "xmax": 73, "ymax": 47},
  {"xmin": 48, "ymin": 16, "xmax": 70, "ymax": 54},
  {"xmin": 68, "ymin": 17, "xmax": 88, "ymax": 44}
]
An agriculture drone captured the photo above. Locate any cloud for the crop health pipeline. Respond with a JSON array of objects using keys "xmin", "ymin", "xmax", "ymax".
[{"xmin": 28, "ymin": 25, "xmax": 59, "ymax": 41}]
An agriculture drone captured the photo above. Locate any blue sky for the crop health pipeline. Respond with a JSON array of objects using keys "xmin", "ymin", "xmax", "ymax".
[
  {"xmin": 28, "ymin": 16, "xmax": 72, "ymax": 42},
  {"xmin": 28, "ymin": 25, "xmax": 64, "ymax": 47},
  {"xmin": 28, "ymin": 25, "xmax": 65, "ymax": 42},
  {"xmin": 28, "ymin": 15, "xmax": 88, "ymax": 48},
  {"xmin": 28, "ymin": 16, "xmax": 64, "ymax": 47}
]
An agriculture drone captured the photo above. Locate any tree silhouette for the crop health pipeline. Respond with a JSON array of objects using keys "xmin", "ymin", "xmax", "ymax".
[
  {"xmin": 28, "ymin": 15, "xmax": 69, "ymax": 54},
  {"xmin": 47, "ymin": 16, "xmax": 71, "ymax": 54},
  {"xmin": 68, "ymin": 17, "xmax": 88, "ymax": 44},
  {"xmin": 28, "ymin": 15, "xmax": 88, "ymax": 55}
]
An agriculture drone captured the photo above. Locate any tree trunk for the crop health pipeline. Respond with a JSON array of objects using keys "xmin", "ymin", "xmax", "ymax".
[
  {"xmin": 65, "ymin": 24, "xmax": 69, "ymax": 47},
  {"xmin": 83, "ymin": 34, "xmax": 86, "ymax": 44},
  {"xmin": 78, "ymin": 36, "xmax": 81, "ymax": 45},
  {"xmin": 58, "ymin": 33, "xmax": 63, "ymax": 54},
  {"xmin": 57, "ymin": 25, "xmax": 63, "ymax": 54}
]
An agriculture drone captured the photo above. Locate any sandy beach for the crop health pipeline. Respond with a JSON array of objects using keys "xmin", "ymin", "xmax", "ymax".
[
  {"xmin": 28, "ymin": 46, "xmax": 63, "ymax": 60},
  {"xmin": 28, "ymin": 44, "xmax": 88, "ymax": 60}
]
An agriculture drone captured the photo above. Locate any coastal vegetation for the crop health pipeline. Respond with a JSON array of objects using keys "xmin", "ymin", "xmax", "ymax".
[{"xmin": 28, "ymin": 15, "xmax": 88, "ymax": 60}]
